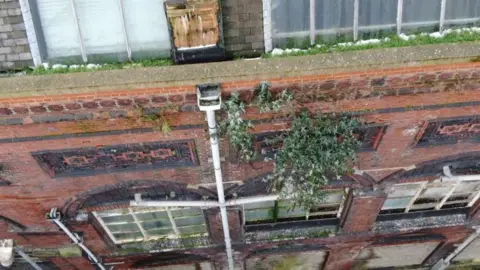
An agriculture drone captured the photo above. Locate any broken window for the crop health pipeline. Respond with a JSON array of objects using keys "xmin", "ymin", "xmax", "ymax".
[
  {"xmin": 380, "ymin": 180, "xmax": 480, "ymax": 214},
  {"xmin": 93, "ymin": 207, "xmax": 207, "ymax": 244},
  {"xmin": 244, "ymin": 189, "xmax": 347, "ymax": 225}
]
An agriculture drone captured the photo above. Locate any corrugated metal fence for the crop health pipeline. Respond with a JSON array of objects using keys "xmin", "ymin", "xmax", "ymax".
[{"xmin": 270, "ymin": 0, "xmax": 480, "ymax": 47}]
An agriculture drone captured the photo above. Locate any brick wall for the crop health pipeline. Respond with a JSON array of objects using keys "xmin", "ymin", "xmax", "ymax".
[
  {"xmin": 0, "ymin": 0, "xmax": 32, "ymax": 71},
  {"xmin": 222, "ymin": 0, "xmax": 264, "ymax": 57},
  {"xmin": 1, "ymin": 60, "xmax": 480, "ymax": 268}
]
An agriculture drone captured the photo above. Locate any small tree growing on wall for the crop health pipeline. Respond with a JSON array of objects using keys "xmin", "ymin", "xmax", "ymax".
[
  {"xmin": 268, "ymin": 110, "xmax": 360, "ymax": 209},
  {"xmin": 219, "ymin": 83, "xmax": 360, "ymax": 209},
  {"xmin": 219, "ymin": 93, "xmax": 255, "ymax": 162}
]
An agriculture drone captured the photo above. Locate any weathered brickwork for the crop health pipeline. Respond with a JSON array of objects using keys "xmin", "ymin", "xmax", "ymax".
[
  {"xmin": 1, "ymin": 59, "xmax": 480, "ymax": 269},
  {"xmin": 0, "ymin": 0, "xmax": 32, "ymax": 71},
  {"xmin": 222, "ymin": 0, "xmax": 264, "ymax": 57}
]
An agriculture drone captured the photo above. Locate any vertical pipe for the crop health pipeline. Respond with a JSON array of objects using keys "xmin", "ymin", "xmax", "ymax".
[
  {"xmin": 353, "ymin": 0, "xmax": 359, "ymax": 41},
  {"xmin": 439, "ymin": 0, "xmax": 447, "ymax": 32},
  {"xmin": 396, "ymin": 0, "xmax": 403, "ymax": 35},
  {"xmin": 70, "ymin": 0, "xmax": 87, "ymax": 63},
  {"xmin": 262, "ymin": 0, "xmax": 273, "ymax": 52},
  {"xmin": 117, "ymin": 0, "xmax": 132, "ymax": 61},
  {"xmin": 206, "ymin": 110, "xmax": 234, "ymax": 270},
  {"xmin": 309, "ymin": 0, "xmax": 316, "ymax": 45},
  {"xmin": 14, "ymin": 248, "xmax": 42, "ymax": 270}
]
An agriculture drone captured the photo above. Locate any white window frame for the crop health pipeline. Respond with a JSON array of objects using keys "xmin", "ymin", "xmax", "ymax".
[
  {"xmin": 381, "ymin": 179, "xmax": 480, "ymax": 214},
  {"xmin": 93, "ymin": 207, "xmax": 207, "ymax": 244},
  {"xmin": 243, "ymin": 189, "xmax": 348, "ymax": 225}
]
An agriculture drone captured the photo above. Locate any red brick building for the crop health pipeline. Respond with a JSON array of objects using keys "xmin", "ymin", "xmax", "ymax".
[{"xmin": 0, "ymin": 43, "xmax": 480, "ymax": 269}]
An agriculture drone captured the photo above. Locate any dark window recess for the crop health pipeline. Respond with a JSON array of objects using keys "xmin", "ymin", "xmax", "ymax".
[
  {"xmin": 447, "ymin": 194, "xmax": 470, "ymax": 201},
  {"xmin": 414, "ymin": 198, "xmax": 440, "ymax": 204},
  {"xmin": 245, "ymin": 218, "xmax": 339, "ymax": 233},
  {"xmin": 376, "ymin": 207, "xmax": 468, "ymax": 221},
  {"xmin": 310, "ymin": 206, "xmax": 338, "ymax": 212},
  {"xmin": 380, "ymin": 208, "xmax": 406, "ymax": 215},
  {"xmin": 246, "ymin": 214, "xmax": 338, "ymax": 226},
  {"xmin": 409, "ymin": 207, "xmax": 436, "ymax": 212},
  {"xmin": 441, "ymin": 202, "xmax": 468, "ymax": 209}
]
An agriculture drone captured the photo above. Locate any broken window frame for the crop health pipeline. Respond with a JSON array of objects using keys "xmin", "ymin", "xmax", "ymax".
[{"xmin": 93, "ymin": 207, "xmax": 208, "ymax": 244}]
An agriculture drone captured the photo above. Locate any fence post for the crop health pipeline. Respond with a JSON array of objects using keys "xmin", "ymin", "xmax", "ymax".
[
  {"xmin": 19, "ymin": 0, "xmax": 42, "ymax": 66},
  {"xmin": 439, "ymin": 0, "xmax": 447, "ymax": 32},
  {"xmin": 310, "ymin": 0, "xmax": 316, "ymax": 45},
  {"xmin": 118, "ymin": 0, "xmax": 132, "ymax": 61},
  {"xmin": 396, "ymin": 0, "xmax": 403, "ymax": 35},
  {"xmin": 263, "ymin": 0, "xmax": 273, "ymax": 52},
  {"xmin": 70, "ymin": 0, "xmax": 87, "ymax": 63},
  {"xmin": 353, "ymin": 0, "xmax": 359, "ymax": 41}
]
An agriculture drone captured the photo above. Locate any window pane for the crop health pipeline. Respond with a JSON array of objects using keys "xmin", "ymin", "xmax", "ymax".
[
  {"xmin": 358, "ymin": 0, "xmax": 397, "ymax": 39},
  {"xmin": 419, "ymin": 185, "xmax": 451, "ymax": 200},
  {"xmin": 315, "ymin": 0, "xmax": 355, "ymax": 43},
  {"xmin": 135, "ymin": 211, "xmax": 169, "ymax": 221},
  {"xmin": 402, "ymin": 0, "xmax": 441, "ymax": 34},
  {"xmin": 102, "ymin": 215, "xmax": 134, "ymax": 224},
  {"xmin": 454, "ymin": 181, "xmax": 480, "ymax": 194},
  {"xmin": 387, "ymin": 184, "xmax": 421, "ymax": 198},
  {"xmin": 36, "ymin": 0, "xmax": 83, "ymax": 63},
  {"xmin": 272, "ymin": 0, "xmax": 310, "ymax": 47},
  {"xmin": 175, "ymin": 216, "xmax": 205, "ymax": 227},
  {"xmin": 177, "ymin": 225, "xmax": 207, "ymax": 235},
  {"xmin": 75, "ymin": 0, "xmax": 128, "ymax": 62},
  {"xmin": 107, "ymin": 223, "xmax": 140, "ymax": 233},
  {"xmin": 113, "ymin": 232, "xmax": 144, "ymax": 242},
  {"xmin": 382, "ymin": 198, "xmax": 411, "ymax": 210},
  {"xmin": 278, "ymin": 207, "xmax": 307, "ymax": 218},
  {"xmin": 245, "ymin": 209, "xmax": 275, "ymax": 222},
  {"xmin": 147, "ymin": 228, "xmax": 176, "ymax": 237},
  {"xmin": 244, "ymin": 201, "xmax": 275, "ymax": 210},
  {"xmin": 445, "ymin": 0, "xmax": 480, "ymax": 28},
  {"xmin": 170, "ymin": 208, "xmax": 202, "ymax": 218},
  {"xmin": 141, "ymin": 220, "xmax": 172, "ymax": 230},
  {"xmin": 122, "ymin": 0, "xmax": 171, "ymax": 59},
  {"xmin": 325, "ymin": 192, "xmax": 344, "ymax": 203}
]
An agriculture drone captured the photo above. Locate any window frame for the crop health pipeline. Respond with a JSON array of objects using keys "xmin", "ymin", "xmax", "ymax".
[
  {"xmin": 93, "ymin": 207, "xmax": 208, "ymax": 245},
  {"xmin": 381, "ymin": 179, "xmax": 480, "ymax": 214},
  {"xmin": 242, "ymin": 189, "xmax": 348, "ymax": 225}
]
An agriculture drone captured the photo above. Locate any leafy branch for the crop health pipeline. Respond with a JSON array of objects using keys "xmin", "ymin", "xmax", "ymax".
[
  {"xmin": 219, "ymin": 93, "xmax": 255, "ymax": 162},
  {"xmin": 219, "ymin": 82, "xmax": 360, "ymax": 209},
  {"xmin": 254, "ymin": 82, "xmax": 294, "ymax": 113},
  {"xmin": 268, "ymin": 110, "xmax": 360, "ymax": 209}
]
